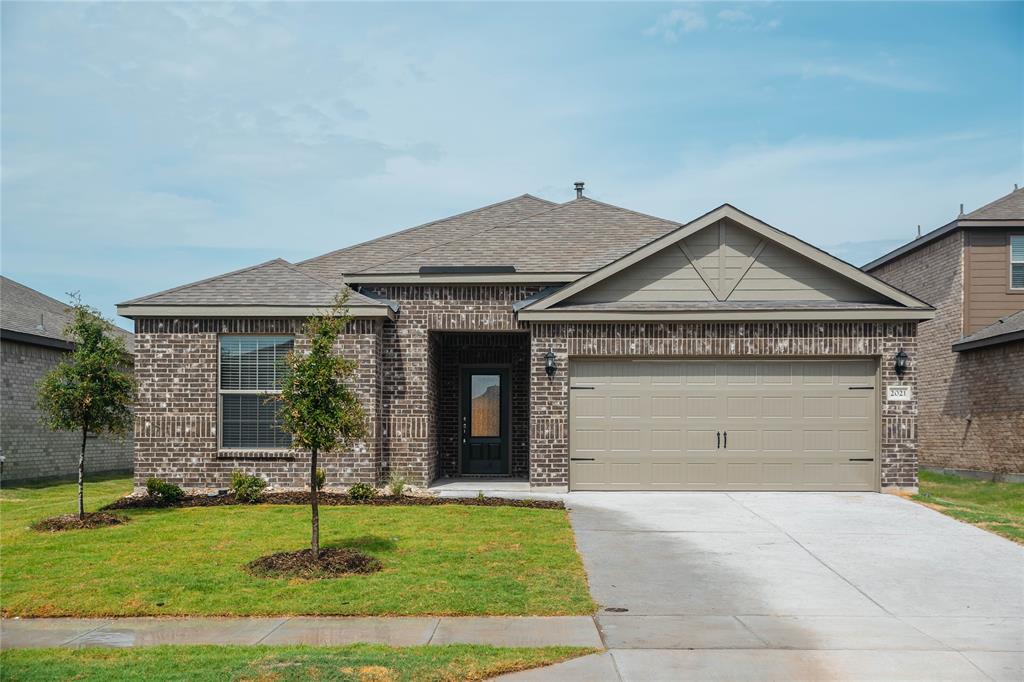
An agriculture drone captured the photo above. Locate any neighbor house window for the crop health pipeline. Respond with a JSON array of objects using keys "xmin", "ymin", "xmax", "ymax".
[
  {"xmin": 1012, "ymin": 235, "xmax": 1024, "ymax": 290},
  {"xmin": 219, "ymin": 336, "xmax": 293, "ymax": 449}
]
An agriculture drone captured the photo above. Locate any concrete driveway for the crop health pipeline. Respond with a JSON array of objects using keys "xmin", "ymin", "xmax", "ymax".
[{"xmin": 504, "ymin": 492, "xmax": 1024, "ymax": 681}]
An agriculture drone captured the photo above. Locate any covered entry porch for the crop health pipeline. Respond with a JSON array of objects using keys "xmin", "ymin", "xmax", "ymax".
[{"xmin": 429, "ymin": 331, "xmax": 531, "ymax": 481}]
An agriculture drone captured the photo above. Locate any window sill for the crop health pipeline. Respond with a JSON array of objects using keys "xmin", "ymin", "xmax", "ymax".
[{"xmin": 216, "ymin": 450, "xmax": 295, "ymax": 461}]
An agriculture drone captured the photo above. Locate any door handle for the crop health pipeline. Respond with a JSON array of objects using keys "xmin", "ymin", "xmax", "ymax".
[
  {"xmin": 723, "ymin": 431, "xmax": 727, "ymax": 449},
  {"xmin": 716, "ymin": 431, "xmax": 721, "ymax": 449}
]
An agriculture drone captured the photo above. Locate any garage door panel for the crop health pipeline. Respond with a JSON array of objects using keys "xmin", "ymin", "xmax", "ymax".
[{"xmin": 569, "ymin": 358, "xmax": 878, "ymax": 491}]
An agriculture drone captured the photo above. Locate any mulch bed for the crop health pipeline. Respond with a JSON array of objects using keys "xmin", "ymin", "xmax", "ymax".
[
  {"xmin": 103, "ymin": 491, "xmax": 564, "ymax": 511},
  {"xmin": 31, "ymin": 512, "xmax": 129, "ymax": 532},
  {"xmin": 245, "ymin": 548, "xmax": 382, "ymax": 579}
]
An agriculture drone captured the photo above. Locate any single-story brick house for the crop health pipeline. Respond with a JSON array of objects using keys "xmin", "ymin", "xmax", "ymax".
[
  {"xmin": 866, "ymin": 187, "xmax": 1023, "ymax": 480},
  {"xmin": 1, "ymin": 276, "xmax": 134, "ymax": 482},
  {"xmin": 118, "ymin": 187, "xmax": 933, "ymax": 493}
]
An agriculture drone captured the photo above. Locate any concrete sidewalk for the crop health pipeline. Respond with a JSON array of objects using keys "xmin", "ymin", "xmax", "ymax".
[{"xmin": 0, "ymin": 616, "xmax": 602, "ymax": 650}]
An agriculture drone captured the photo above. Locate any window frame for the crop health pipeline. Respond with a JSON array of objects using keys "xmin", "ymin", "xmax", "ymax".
[
  {"xmin": 217, "ymin": 334, "xmax": 294, "ymax": 451},
  {"xmin": 1010, "ymin": 233, "xmax": 1024, "ymax": 293}
]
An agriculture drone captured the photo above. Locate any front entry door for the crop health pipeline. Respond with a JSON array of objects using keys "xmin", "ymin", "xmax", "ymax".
[{"xmin": 460, "ymin": 368, "xmax": 510, "ymax": 475}]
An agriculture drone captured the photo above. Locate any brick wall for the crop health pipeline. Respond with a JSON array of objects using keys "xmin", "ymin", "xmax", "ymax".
[
  {"xmin": 529, "ymin": 321, "xmax": 919, "ymax": 489},
  {"xmin": 1, "ymin": 339, "xmax": 133, "ymax": 482},
  {"xmin": 132, "ymin": 317, "xmax": 381, "ymax": 489},
  {"xmin": 870, "ymin": 232, "xmax": 1023, "ymax": 475},
  {"xmin": 363, "ymin": 285, "xmax": 540, "ymax": 486}
]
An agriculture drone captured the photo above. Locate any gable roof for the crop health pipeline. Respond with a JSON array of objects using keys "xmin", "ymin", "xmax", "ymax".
[
  {"xmin": 952, "ymin": 308, "xmax": 1024, "ymax": 352},
  {"xmin": 341, "ymin": 197, "xmax": 684, "ymax": 281},
  {"xmin": 298, "ymin": 194, "xmax": 558, "ymax": 285},
  {"xmin": 1, "ymin": 276, "xmax": 134, "ymax": 351},
  {"xmin": 118, "ymin": 259, "xmax": 395, "ymax": 319},
  {"xmin": 518, "ymin": 204, "xmax": 933, "ymax": 321},
  {"xmin": 864, "ymin": 187, "xmax": 1024, "ymax": 271}
]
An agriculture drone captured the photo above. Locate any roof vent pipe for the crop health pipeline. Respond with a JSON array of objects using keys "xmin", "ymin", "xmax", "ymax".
[
  {"xmin": 917, "ymin": 225, "xmax": 921, "ymax": 237},
  {"xmin": 959, "ymin": 203, "xmax": 964, "ymax": 215},
  {"xmin": 574, "ymin": 181, "xmax": 584, "ymax": 199}
]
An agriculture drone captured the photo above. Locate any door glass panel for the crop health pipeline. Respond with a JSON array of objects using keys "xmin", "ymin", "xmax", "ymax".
[{"xmin": 471, "ymin": 374, "xmax": 501, "ymax": 437}]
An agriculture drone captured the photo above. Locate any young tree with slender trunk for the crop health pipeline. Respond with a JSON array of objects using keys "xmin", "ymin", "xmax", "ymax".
[
  {"xmin": 277, "ymin": 293, "xmax": 366, "ymax": 559},
  {"xmin": 36, "ymin": 295, "xmax": 135, "ymax": 520}
]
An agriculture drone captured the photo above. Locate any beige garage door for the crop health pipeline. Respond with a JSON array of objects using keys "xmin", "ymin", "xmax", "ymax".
[{"xmin": 569, "ymin": 359, "xmax": 878, "ymax": 491}]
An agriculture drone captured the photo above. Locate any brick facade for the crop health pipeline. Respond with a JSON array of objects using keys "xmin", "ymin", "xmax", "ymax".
[
  {"xmin": 529, "ymin": 321, "xmax": 919, "ymax": 489},
  {"xmin": 1, "ymin": 339, "xmax": 133, "ymax": 482},
  {"xmin": 131, "ymin": 289, "xmax": 921, "ymax": 490},
  {"xmin": 871, "ymin": 231, "xmax": 1024, "ymax": 475},
  {"xmin": 132, "ymin": 317, "xmax": 381, "ymax": 489},
  {"xmin": 362, "ymin": 285, "xmax": 539, "ymax": 486}
]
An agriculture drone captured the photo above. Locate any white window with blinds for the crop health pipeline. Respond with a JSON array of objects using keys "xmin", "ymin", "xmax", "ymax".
[
  {"xmin": 219, "ymin": 336, "xmax": 293, "ymax": 449},
  {"xmin": 1011, "ymin": 235, "xmax": 1024, "ymax": 290}
]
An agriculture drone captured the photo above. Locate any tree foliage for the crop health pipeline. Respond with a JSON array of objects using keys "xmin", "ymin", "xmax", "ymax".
[
  {"xmin": 36, "ymin": 294, "xmax": 135, "ymax": 519},
  {"xmin": 276, "ymin": 292, "xmax": 367, "ymax": 557}
]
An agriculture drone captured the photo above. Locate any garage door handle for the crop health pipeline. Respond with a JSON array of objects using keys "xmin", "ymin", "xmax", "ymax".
[
  {"xmin": 570, "ymin": 457, "xmax": 595, "ymax": 462},
  {"xmin": 570, "ymin": 386, "xmax": 595, "ymax": 390},
  {"xmin": 716, "ymin": 431, "xmax": 721, "ymax": 449},
  {"xmin": 723, "ymin": 431, "xmax": 727, "ymax": 449},
  {"xmin": 848, "ymin": 458, "xmax": 874, "ymax": 462},
  {"xmin": 848, "ymin": 386, "xmax": 874, "ymax": 390}
]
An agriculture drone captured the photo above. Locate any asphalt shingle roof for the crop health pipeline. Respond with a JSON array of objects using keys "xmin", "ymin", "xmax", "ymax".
[
  {"xmin": 864, "ymin": 187, "xmax": 1024, "ymax": 270},
  {"xmin": 122, "ymin": 259, "xmax": 380, "ymax": 308},
  {"xmin": 298, "ymin": 194, "xmax": 557, "ymax": 284},
  {"xmin": 343, "ymin": 197, "xmax": 683, "ymax": 276},
  {"xmin": 1, "ymin": 276, "xmax": 134, "ymax": 351},
  {"xmin": 953, "ymin": 309, "xmax": 1024, "ymax": 351},
  {"xmin": 963, "ymin": 187, "xmax": 1024, "ymax": 221}
]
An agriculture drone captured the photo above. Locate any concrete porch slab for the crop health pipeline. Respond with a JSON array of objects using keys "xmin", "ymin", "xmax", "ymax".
[{"xmin": 429, "ymin": 478, "xmax": 531, "ymax": 493}]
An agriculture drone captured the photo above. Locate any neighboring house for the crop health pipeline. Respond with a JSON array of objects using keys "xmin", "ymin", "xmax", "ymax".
[
  {"xmin": 1, "ymin": 277, "xmax": 135, "ymax": 482},
  {"xmin": 117, "ymin": 187, "xmax": 933, "ymax": 493},
  {"xmin": 865, "ymin": 188, "xmax": 1024, "ymax": 479}
]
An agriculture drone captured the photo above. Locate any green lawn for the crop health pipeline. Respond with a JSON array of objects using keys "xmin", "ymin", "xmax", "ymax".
[
  {"xmin": 915, "ymin": 470, "xmax": 1024, "ymax": 544},
  {"xmin": 0, "ymin": 476, "xmax": 594, "ymax": 617},
  {"xmin": 0, "ymin": 644, "xmax": 595, "ymax": 682}
]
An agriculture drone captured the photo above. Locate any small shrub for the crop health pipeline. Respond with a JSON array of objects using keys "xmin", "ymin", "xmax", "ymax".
[
  {"xmin": 387, "ymin": 470, "xmax": 407, "ymax": 497},
  {"xmin": 348, "ymin": 482, "xmax": 377, "ymax": 501},
  {"xmin": 145, "ymin": 477, "xmax": 185, "ymax": 504},
  {"xmin": 230, "ymin": 471, "xmax": 267, "ymax": 503},
  {"xmin": 315, "ymin": 468, "xmax": 326, "ymax": 490}
]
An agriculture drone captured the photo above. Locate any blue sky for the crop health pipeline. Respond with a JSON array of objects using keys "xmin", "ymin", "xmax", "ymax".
[{"xmin": 2, "ymin": 2, "xmax": 1021, "ymax": 329}]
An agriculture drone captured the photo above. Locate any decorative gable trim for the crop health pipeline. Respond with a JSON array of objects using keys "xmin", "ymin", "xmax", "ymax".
[{"xmin": 519, "ymin": 204, "xmax": 931, "ymax": 313}]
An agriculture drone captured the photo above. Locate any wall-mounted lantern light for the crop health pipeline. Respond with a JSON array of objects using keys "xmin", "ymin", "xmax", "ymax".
[
  {"xmin": 544, "ymin": 350, "xmax": 557, "ymax": 378},
  {"xmin": 894, "ymin": 349, "xmax": 908, "ymax": 378}
]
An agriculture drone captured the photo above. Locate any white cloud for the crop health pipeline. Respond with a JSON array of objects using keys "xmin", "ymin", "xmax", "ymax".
[
  {"xmin": 717, "ymin": 9, "xmax": 753, "ymax": 24},
  {"xmin": 797, "ymin": 61, "xmax": 938, "ymax": 93},
  {"xmin": 645, "ymin": 9, "xmax": 708, "ymax": 42}
]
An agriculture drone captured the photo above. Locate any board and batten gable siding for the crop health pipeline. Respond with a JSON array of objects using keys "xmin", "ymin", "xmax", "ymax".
[
  {"xmin": 965, "ymin": 228, "xmax": 1024, "ymax": 334},
  {"xmin": 570, "ymin": 219, "xmax": 889, "ymax": 305}
]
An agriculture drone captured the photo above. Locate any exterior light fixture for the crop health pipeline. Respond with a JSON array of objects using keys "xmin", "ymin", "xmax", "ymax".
[
  {"xmin": 544, "ymin": 350, "xmax": 557, "ymax": 378},
  {"xmin": 894, "ymin": 349, "xmax": 908, "ymax": 378}
]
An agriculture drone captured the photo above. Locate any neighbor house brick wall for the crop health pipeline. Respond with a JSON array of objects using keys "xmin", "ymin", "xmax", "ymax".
[
  {"xmin": 363, "ymin": 285, "xmax": 540, "ymax": 486},
  {"xmin": 870, "ymin": 231, "xmax": 1023, "ymax": 475},
  {"xmin": 529, "ymin": 321, "xmax": 919, "ymax": 489},
  {"xmin": 132, "ymin": 317, "xmax": 381, "ymax": 489},
  {"xmin": 1, "ymin": 339, "xmax": 133, "ymax": 481}
]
